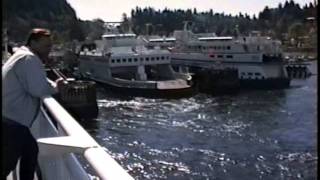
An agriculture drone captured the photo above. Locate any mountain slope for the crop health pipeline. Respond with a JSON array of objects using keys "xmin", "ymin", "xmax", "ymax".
[{"xmin": 3, "ymin": 0, "xmax": 84, "ymax": 42}]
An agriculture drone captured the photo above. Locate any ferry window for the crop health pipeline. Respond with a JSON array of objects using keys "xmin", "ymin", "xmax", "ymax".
[
  {"xmin": 198, "ymin": 46, "xmax": 202, "ymax": 49},
  {"xmin": 210, "ymin": 54, "xmax": 215, "ymax": 58},
  {"xmin": 227, "ymin": 46, "xmax": 231, "ymax": 50},
  {"xmin": 111, "ymin": 59, "xmax": 115, "ymax": 63},
  {"xmin": 156, "ymin": 57, "xmax": 160, "ymax": 60},
  {"xmin": 140, "ymin": 57, "xmax": 144, "ymax": 61},
  {"xmin": 117, "ymin": 59, "xmax": 121, "ymax": 63},
  {"xmin": 255, "ymin": 72, "xmax": 261, "ymax": 76},
  {"xmin": 122, "ymin": 59, "xmax": 127, "ymax": 63},
  {"xmin": 146, "ymin": 57, "xmax": 149, "ymax": 61},
  {"xmin": 226, "ymin": 55, "xmax": 233, "ymax": 58},
  {"xmin": 161, "ymin": 56, "xmax": 164, "ymax": 60},
  {"xmin": 166, "ymin": 56, "xmax": 170, "ymax": 60},
  {"xmin": 134, "ymin": 58, "xmax": 138, "ymax": 62},
  {"xmin": 151, "ymin": 57, "xmax": 155, "ymax": 61},
  {"xmin": 217, "ymin": 55, "xmax": 223, "ymax": 58},
  {"xmin": 128, "ymin": 58, "xmax": 132, "ymax": 62},
  {"xmin": 248, "ymin": 72, "xmax": 253, "ymax": 76}
]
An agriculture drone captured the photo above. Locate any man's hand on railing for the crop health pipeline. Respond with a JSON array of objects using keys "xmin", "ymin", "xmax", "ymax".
[{"xmin": 55, "ymin": 78, "xmax": 68, "ymax": 92}]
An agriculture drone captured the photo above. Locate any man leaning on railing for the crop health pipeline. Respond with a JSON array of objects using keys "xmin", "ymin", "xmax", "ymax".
[{"xmin": 2, "ymin": 28, "xmax": 66, "ymax": 180}]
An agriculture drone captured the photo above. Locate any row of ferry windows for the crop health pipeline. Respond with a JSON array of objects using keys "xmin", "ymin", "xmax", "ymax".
[
  {"xmin": 188, "ymin": 46, "xmax": 231, "ymax": 50},
  {"xmin": 241, "ymin": 72, "xmax": 262, "ymax": 76},
  {"xmin": 110, "ymin": 56, "xmax": 170, "ymax": 63},
  {"xmin": 210, "ymin": 54, "xmax": 233, "ymax": 58}
]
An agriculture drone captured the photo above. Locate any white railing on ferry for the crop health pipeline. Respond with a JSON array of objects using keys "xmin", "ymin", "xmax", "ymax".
[{"xmin": 25, "ymin": 96, "xmax": 134, "ymax": 180}]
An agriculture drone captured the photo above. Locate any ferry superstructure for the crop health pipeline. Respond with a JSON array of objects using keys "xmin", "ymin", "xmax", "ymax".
[
  {"xmin": 77, "ymin": 28, "xmax": 194, "ymax": 98},
  {"xmin": 146, "ymin": 25, "xmax": 293, "ymax": 89}
]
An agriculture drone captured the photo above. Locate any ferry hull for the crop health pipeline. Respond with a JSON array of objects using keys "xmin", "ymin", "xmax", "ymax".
[
  {"xmin": 191, "ymin": 68, "xmax": 240, "ymax": 95},
  {"xmin": 99, "ymin": 81, "xmax": 196, "ymax": 99},
  {"xmin": 240, "ymin": 78, "xmax": 291, "ymax": 89}
]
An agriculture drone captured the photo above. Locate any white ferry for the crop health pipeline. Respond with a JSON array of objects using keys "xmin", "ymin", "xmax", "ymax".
[
  {"xmin": 146, "ymin": 25, "xmax": 294, "ymax": 89},
  {"xmin": 77, "ymin": 28, "xmax": 194, "ymax": 98}
]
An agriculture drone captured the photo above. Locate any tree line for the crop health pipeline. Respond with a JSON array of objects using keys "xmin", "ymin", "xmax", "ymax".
[
  {"xmin": 3, "ymin": 0, "xmax": 317, "ymax": 48},
  {"xmin": 126, "ymin": 0, "xmax": 317, "ymax": 42}
]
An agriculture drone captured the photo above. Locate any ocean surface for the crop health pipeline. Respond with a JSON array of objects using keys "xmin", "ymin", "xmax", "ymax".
[{"xmin": 81, "ymin": 61, "xmax": 317, "ymax": 180}]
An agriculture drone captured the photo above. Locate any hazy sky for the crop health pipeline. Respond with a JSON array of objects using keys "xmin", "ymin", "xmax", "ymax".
[{"xmin": 66, "ymin": 0, "xmax": 315, "ymax": 22}]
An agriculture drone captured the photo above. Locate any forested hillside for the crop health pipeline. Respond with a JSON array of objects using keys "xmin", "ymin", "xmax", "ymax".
[
  {"xmin": 3, "ymin": 0, "xmax": 85, "ymax": 42},
  {"xmin": 128, "ymin": 0, "xmax": 317, "ymax": 40}
]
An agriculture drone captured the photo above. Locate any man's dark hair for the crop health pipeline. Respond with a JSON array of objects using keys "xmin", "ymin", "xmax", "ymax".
[{"xmin": 25, "ymin": 28, "xmax": 51, "ymax": 46}]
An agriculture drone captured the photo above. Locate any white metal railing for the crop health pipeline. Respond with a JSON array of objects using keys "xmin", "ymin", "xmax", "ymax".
[{"xmin": 29, "ymin": 96, "xmax": 134, "ymax": 180}]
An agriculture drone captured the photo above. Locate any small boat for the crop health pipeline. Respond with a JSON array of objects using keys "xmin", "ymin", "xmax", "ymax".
[{"xmin": 77, "ymin": 27, "xmax": 194, "ymax": 98}]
